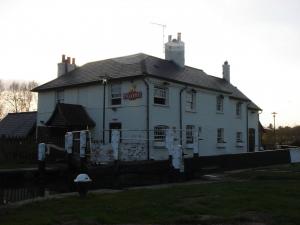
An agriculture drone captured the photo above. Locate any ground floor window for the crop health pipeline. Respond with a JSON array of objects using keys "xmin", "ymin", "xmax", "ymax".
[
  {"xmin": 186, "ymin": 125, "xmax": 195, "ymax": 144},
  {"xmin": 154, "ymin": 125, "xmax": 168, "ymax": 144},
  {"xmin": 236, "ymin": 132, "xmax": 243, "ymax": 143},
  {"xmin": 217, "ymin": 128, "xmax": 224, "ymax": 143}
]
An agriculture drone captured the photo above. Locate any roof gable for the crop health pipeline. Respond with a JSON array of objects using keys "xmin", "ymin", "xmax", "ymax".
[{"xmin": 46, "ymin": 103, "xmax": 95, "ymax": 128}]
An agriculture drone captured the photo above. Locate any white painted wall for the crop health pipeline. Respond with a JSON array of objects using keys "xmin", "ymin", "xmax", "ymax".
[{"xmin": 36, "ymin": 77, "xmax": 260, "ymax": 161}]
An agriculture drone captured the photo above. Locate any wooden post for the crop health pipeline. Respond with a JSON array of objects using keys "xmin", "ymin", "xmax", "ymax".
[{"xmin": 38, "ymin": 143, "xmax": 46, "ymax": 177}]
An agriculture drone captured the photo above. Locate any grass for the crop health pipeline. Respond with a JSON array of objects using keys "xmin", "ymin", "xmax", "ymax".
[{"xmin": 1, "ymin": 164, "xmax": 300, "ymax": 225}]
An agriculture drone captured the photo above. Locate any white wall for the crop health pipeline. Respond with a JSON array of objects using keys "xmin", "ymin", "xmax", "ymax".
[{"xmin": 36, "ymin": 77, "xmax": 260, "ymax": 160}]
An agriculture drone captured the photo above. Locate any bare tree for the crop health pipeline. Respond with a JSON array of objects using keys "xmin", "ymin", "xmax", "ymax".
[
  {"xmin": 0, "ymin": 80, "xmax": 4, "ymax": 118},
  {"xmin": 5, "ymin": 81, "xmax": 38, "ymax": 113}
]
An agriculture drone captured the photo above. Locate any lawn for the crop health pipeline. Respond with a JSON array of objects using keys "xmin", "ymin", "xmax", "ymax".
[{"xmin": 1, "ymin": 164, "xmax": 300, "ymax": 225}]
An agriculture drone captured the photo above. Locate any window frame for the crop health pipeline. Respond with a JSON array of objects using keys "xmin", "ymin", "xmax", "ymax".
[
  {"xmin": 236, "ymin": 132, "xmax": 243, "ymax": 143},
  {"xmin": 185, "ymin": 90, "xmax": 196, "ymax": 112},
  {"xmin": 153, "ymin": 86, "xmax": 168, "ymax": 106},
  {"xmin": 217, "ymin": 128, "xmax": 225, "ymax": 143},
  {"xmin": 153, "ymin": 125, "xmax": 169, "ymax": 147},
  {"xmin": 216, "ymin": 95, "xmax": 224, "ymax": 113},
  {"xmin": 236, "ymin": 102, "xmax": 242, "ymax": 117},
  {"xmin": 110, "ymin": 83, "xmax": 122, "ymax": 106},
  {"xmin": 56, "ymin": 90, "xmax": 64, "ymax": 103},
  {"xmin": 186, "ymin": 125, "xmax": 195, "ymax": 144}
]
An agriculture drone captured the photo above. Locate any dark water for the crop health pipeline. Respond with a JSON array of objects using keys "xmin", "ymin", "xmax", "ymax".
[{"xmin": 0, "ymin": 176, "xmax": 77, "ymax": 205}]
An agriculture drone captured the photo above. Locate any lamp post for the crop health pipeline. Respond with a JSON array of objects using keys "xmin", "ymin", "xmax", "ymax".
[
  {"xmin": 272, "ymin": 112, "xmax": 277, "ymax": 149},
  {"xmin": 99, "ymin": 75, "xmax": 110, "ymax": 144}
]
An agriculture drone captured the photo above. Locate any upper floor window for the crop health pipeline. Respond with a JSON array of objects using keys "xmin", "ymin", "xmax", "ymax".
[
  {"xmin": 154, "ymin": 86, "xmax": 168, "ymax": 105},
  {"xmin": 186, "ymin": 125, "xmax": 195, "ymax": 144},
  {"xmin": 236, "ymin": 132, "xmax": 243, "ymax": 143},
  {"xmin": 56, "ymin": 90, "xmax": 64, "ymax": 103},
  {"xmin": 154, "ymin": 125, "xmax": 169, "ymax": 144},
  {"xmin": 111, "ymin": 83, "xmax": 121, "ymax": 105},
  {"xmin": 236, "ymin": 102, "xmax": 242, "ymax": 117},
  {"xmin": 216, "ymin": 95, "xmax": 224, "ymax": 112},
  {"xmin": 217, "ymin": 128, "xmax": 224, "ymax": 143},
  {"xmin": 185, "ymin": 91, "xmax": 196, "ymax": 111}
]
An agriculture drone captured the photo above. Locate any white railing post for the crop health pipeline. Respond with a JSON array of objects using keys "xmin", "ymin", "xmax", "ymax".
[
  {"xmin": 38, "ymin": 143, "xmax": 46, "ymax": 175},
  {"xmin": 80, "ymin": 130, "xmax": 87, "ymax": 171},
  {"xmin": 172, "ymin": 144, "xmax": 184, "ymax": 172},
  {"xmin": 65, "ymin": 132, "xmax": 73, "ymax": 154},
  {"xmin": 80, "ymin": 130, "xmax": 87, "ymax": 158},
  {"xmin": 38, "ymin": 143, "xmax": 46, "ymax": 161},
  {"xmin": 111, "ymin": 129, "xmax": 120, "ymax": 161},
  {"xmin": 193, "ymin": 129, "xmax": 199, "ymax": 157},
  {"xmin": 166, "ymin": 128, "xmax": 174, "ymax": 160}
]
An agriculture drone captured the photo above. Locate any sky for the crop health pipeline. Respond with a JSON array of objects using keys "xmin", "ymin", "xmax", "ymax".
[{"xmin": 0, "ymin": 0, "xmax": 300, "ymax": 127}]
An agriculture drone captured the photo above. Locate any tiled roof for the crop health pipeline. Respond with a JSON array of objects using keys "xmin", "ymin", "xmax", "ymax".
[
  {"xmin": 0, "ymin": 111, "xmax": 37, "ymax": 138},
  {"xmin": 33, "ymin": 53, "xmax": 260, "ymax": 109},
  {"xmin": 46, "ymin": 103, "xmax": 95, "ymax": 128}
]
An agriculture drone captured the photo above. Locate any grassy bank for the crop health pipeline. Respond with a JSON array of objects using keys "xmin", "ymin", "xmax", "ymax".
[{"xmin": 1, "ymin": 164, "xmax": 300, "ymax": 225}]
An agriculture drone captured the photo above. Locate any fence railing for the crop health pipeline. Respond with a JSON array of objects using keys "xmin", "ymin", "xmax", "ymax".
[{"xmin": 0, "ymin": 137, "xmax": 37, "ymax": 164}]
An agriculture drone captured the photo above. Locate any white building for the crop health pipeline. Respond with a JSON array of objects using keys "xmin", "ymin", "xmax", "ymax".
[{"xmin": 33, "ymin": 33, "xmax": 261, "ymax": 161}]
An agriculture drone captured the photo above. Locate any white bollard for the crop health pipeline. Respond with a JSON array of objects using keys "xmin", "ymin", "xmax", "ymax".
[
  {"xmin": 65, "ymin": 132, "xmax": 73, "ymax": 154},
  {"xmin": 38, "ymin": 143, "xmax": 46, "ymax": 161},
  {"xmin": 111, "ymin": 129, "xmax": 120, "ymax": 160},
  {"xmin": 80, "ymin": 130, "xmax": 87, "ymax": 158}
]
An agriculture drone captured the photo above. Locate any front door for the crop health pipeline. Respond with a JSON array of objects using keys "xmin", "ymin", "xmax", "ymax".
[
  {"xmin": 248, "ymin": 128, "xmax": 255, "ymax": 152},
  {"xmin": 109, "ymin": 122, "xmax": 122, "ymax": 143}
]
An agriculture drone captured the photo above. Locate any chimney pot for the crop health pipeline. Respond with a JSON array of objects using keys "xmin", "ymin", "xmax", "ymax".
[
  {"xmin": 62, "ymin": 54, "xmax": 66, "ymax": 62},
  {"xmin": 72, "ymin": 58, "xmax": 75, "ymax": 65},
  {"xmin": 67, "ymin": 57, "xmax": 71, "ymax": 64},
  {"xmin": 168, "ymin": 35, "xmax": 172, "ymax": 42}
]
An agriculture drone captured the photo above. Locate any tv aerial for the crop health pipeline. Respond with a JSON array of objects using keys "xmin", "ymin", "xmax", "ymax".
[{"xmin": 151, "ymin": 22, "xmax": 167, "ymax": 54}]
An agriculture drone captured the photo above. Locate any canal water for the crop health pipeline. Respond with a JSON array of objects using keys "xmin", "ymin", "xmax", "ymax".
[{"xmin": 0, "ymin": 178, "xmax": 76, "ymax": 205}]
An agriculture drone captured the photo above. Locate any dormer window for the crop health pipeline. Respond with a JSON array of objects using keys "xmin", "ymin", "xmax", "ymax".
[
  {"xmin": 216, "ymin": 95, "xmax": 224, "ymax": 112},
  {"xmin": 111, "ymin": 83, "xmax": 121, "ymax": 105}
]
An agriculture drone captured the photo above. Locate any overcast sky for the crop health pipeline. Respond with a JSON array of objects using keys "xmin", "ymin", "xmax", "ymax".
[{"xmin": 1, "ymin": 0, "xmax": 300, "ymax": 127}]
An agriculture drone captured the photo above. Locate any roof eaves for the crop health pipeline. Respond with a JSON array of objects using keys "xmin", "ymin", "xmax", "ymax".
[{"xmin": 146, "ymin": 74, "xmax": 232, "ymax": 95}]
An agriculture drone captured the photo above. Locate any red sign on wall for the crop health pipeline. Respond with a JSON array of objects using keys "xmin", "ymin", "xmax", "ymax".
[{"xmin": 123, "ymin": 90, "xmax": 142, "ymax": 100}]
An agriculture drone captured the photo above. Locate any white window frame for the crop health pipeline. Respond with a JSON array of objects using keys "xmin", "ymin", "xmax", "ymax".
[
  {"xmin": 185, "ymin": 91, "xmax": 196, "ymax": 112},
  {"xmin": 216, "ymin": 95, "xmax": 224, "ymax": 113},
  {"xmin": 110, "ymin": 83, "xmax": 122, "ymax": 106},
  {"xmin": 154, "ymin": 86, "xmax": 168, "ymax": 106},
  {"xmin": 186, "ymin": 125, "xmax": 195, "ymax": 145},
  {"xmin": 56, "ymin": 90, "xmax": 64, "ymax": 103},
  {"xmin": 236, "ymin": 102, "xmax": 242, "ymax": 117},
  {"xmin": 154, "ymin": 125, "xmax": 168, "ymax": 147},
  {"xmin": 236, "ymin": 132, "xmax": 243, "ymax": 143},
  {"xmin": 217, "ymin": 128, "xmax": 224, "ymax": 143}
]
